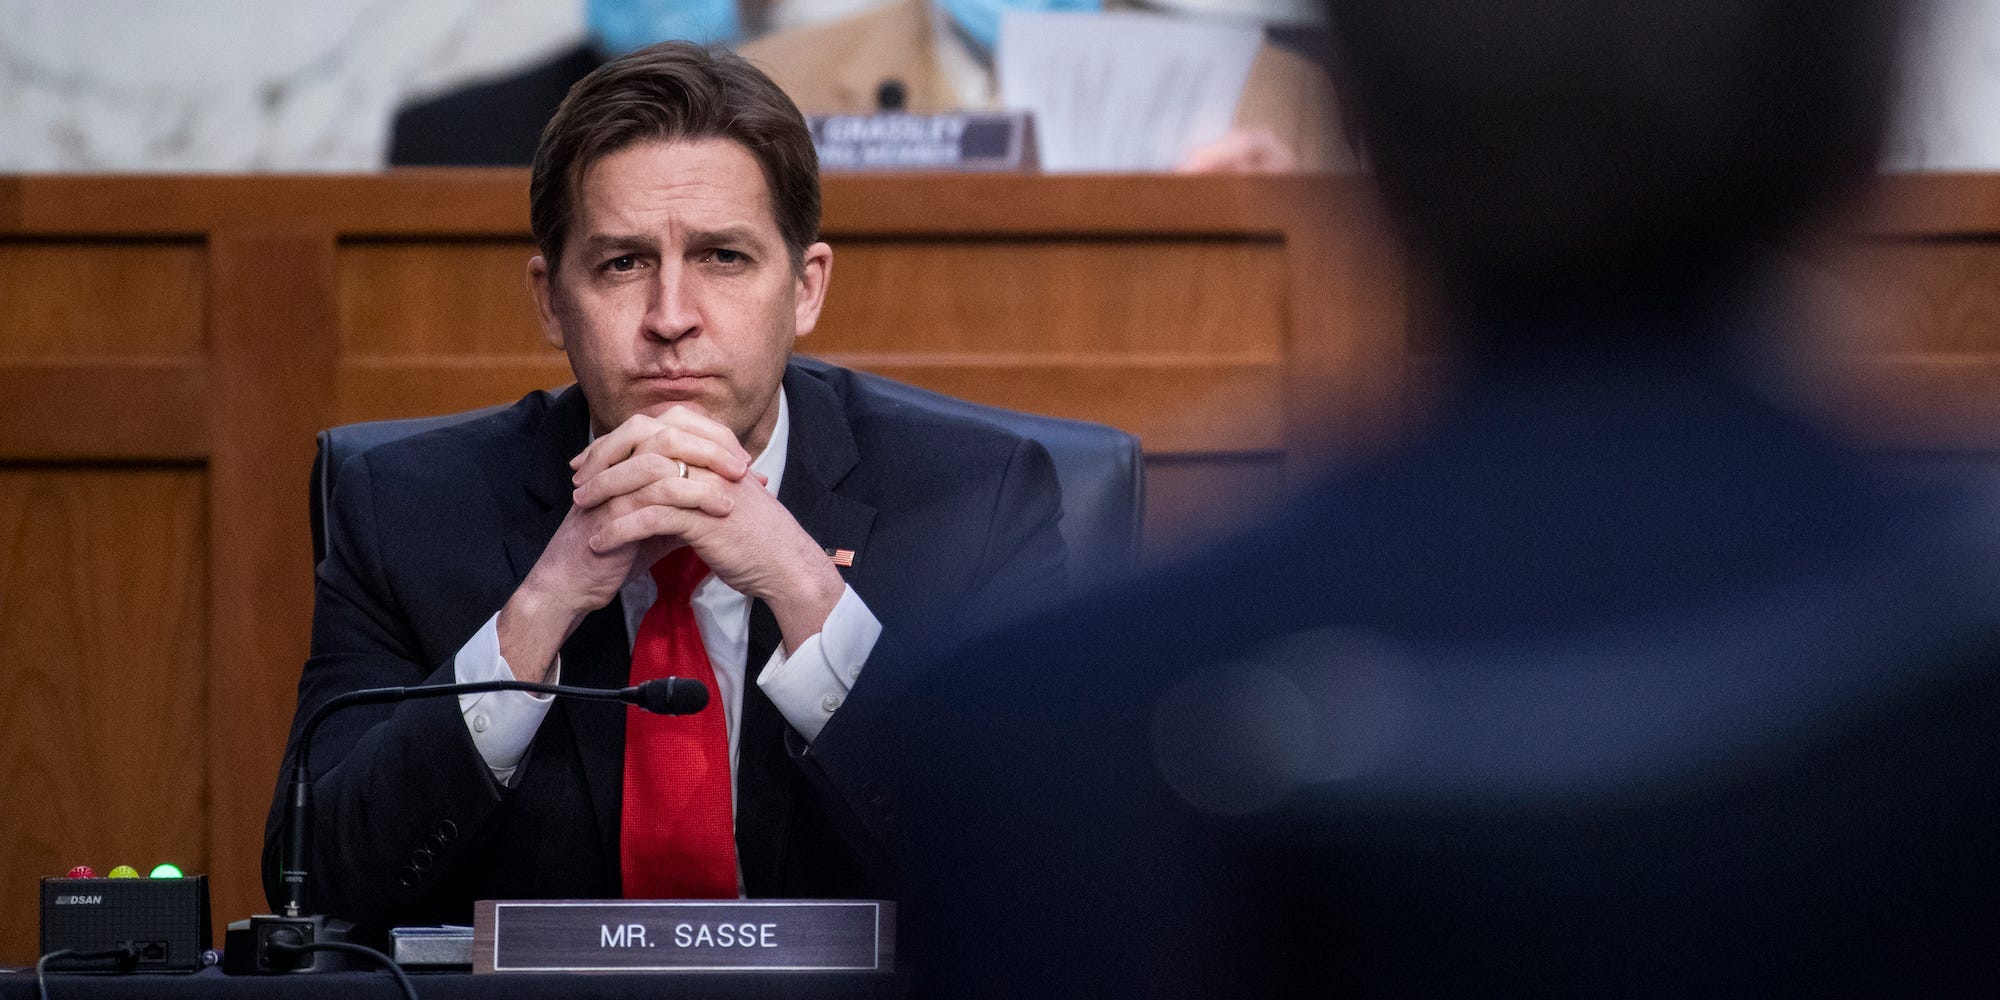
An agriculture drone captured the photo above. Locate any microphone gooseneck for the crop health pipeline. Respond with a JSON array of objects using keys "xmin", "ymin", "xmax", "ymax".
[{"xmin": 279, "ymin": 675, "xmax": 709, "ymax": 917}]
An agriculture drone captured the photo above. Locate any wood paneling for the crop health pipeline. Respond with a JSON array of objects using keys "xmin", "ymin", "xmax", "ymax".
[
  {"xmin": 339, "ymin": 240, "xmax": 544, "ymax": 356},
  {"xmin": 334, "ymin": 357, "xmax": 573, "ymax": 423},
  {"xmin": 826, "ymin": 355, "xmax": 1283, "ymax": 454},
  {"xmin": 0, "ymin": 360, "xmax": 208, "ymax": 461},
  {"xmin": 816, "ymin": 240, "xmax": 1286, "ymax": 355},
  {"xmin": 203, "ymin": 232, "xmax": 340, "ymax": 942},
  {"xmin": 0, "ymin": 242, "xmax": 205, "ymax": 357},
  {"xmin": 821, "ymin": 172, "xmax": 1337, "ymax": 237},
  {"xmin": 1861, "ymin": 173, "xmax": 2000, "ymax": 237},
  {"xmin": 0, "ymin": 469, "xmax": 206, "ymax": 963},
  {"xmin": 1831, "ymin": 241, "xmax": 2000, "ymax": 354},
  {"xmin": 1281, "ymin": 194, "xmax": 1405, "ymax": 461},
  {"xmin": 0, "ymin": 173, "xmax": 531, "ymax": 237}
]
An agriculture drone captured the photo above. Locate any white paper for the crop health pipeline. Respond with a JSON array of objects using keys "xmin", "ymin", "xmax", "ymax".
[{"xmin": 997, "ymin": 11, "xmax": 1263, "ymax": 172}]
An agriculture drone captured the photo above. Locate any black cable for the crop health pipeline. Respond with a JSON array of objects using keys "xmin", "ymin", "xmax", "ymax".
[
  {"xmin": 267, "ymin": 940, "xmax": 420, "ymax": 1000},
  {"xmin": 36, "ymin": 946, "xmax": 137, "ymax": 1000}
]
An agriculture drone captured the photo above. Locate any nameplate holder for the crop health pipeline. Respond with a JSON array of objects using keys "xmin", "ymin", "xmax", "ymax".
[
  {"xmin": 810, "ymin": 112, "xmax": 1037, "ymax": 172},
  {"xmin": 472, "ymin": 899, "xmax": 893, "ymax": 973}
]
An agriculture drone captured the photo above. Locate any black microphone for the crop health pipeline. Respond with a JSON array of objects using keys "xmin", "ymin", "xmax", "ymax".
[
  {"xmin": 876, "ymin": 78, "xmax": 907, "ymax": 113},
  {"xmin": 278, "ymin": 676, "xmax": 708, "ymax": 919}
]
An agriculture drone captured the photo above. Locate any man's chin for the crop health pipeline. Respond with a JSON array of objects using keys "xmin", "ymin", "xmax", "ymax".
[
  {"xmin": 585, "ymin": 395, "xmax": 712, "ymax": 438},
  {"xmin": 639, "ymin": 399, "xmax": 712, "ymax": 423}
]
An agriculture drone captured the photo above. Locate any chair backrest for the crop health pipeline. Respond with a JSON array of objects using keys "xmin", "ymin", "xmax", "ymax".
[
  {"xmin": 309, "ymin": 402, "xmax": 512, "ymax": 567},
  {"xmin": 311, "ymin": 360, "xmax": 1145, "ymax": 585}
]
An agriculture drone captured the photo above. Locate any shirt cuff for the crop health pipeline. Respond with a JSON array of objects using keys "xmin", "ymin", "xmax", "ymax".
[
  {"xmin": 455, "ymin": 611, "xmax": 560, "ymax": 784},
  {"xmin": 755, "ymin": 585, "xmax": 881, "ymax": 744}
]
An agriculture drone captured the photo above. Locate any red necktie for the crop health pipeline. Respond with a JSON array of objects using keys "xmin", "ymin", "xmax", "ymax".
[{"xmin": 620, "ymin": 547, "xmax": 738, "ymax": 898}]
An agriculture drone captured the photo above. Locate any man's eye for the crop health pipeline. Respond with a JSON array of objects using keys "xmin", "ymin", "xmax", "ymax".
[
  {"xmin": 705, "ymin": 249, "xmax": 745, "ymax": 265},
  {"xmin": 604, "ymin": 255, "xmax": 639, "ymax": 272}
]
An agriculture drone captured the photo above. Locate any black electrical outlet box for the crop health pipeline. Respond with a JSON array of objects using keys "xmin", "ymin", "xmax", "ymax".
[
  {"xmin": 40, "ymin": 875, "xmax": 211, "ymax": 973},
  {"xmin": 222, "ymin": 914, "xmax": 359, "ymax": 974}
]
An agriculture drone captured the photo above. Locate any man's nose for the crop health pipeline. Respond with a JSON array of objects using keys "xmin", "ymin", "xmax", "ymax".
[{"xmin": 641, "ymin": 262, "xmax": 700, "ymax": 341}]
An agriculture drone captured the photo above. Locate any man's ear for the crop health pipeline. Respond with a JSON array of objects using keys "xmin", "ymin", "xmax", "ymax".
[
  {"xmin": 792, "ymin": 242, "xmax": 834, "ymax": 340},
  {"xmin": 527, "ymin": 254, "xmax": 566, "ymax": 351}
]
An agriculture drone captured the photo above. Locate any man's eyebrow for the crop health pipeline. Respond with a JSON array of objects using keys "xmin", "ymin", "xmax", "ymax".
[
  {"xmin": 574, "ymin": 233, "xmax": 660, "ymax": 257},
  {"xmin": 686, "ymin": 225, "xmax": 770, "ymax": 249}
]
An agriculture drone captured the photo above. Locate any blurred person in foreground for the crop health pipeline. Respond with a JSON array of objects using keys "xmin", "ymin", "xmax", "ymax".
[{"xmin": 846, "ymin": 0, "xmax": 2000, "ymax": 994}]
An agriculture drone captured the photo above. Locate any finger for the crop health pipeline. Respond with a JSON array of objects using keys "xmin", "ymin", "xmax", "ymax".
[
  {"xmin": 589, "ymin": 504, "xmax": 715, "ymax": 554},
  {"xmin": 574, "ymin": 453, "xmax": 730, "ymax": 509},
  {"xmin": 572, "ymin": 408, "xmax": 753, "ymax": 485},
  {"xmin": 626, "ymin": 419, "xmax": 751, "ymax": 481},
  {"xmin": 1176, "ymin": 127, "xmax": 1295, "ymax": 174},
  {"xmin": 589, "ymin": 473, "xmax": 735, "ymax": 526},
  {"xmin": 570, "ymin": 413, "xmax": 664, "ymax": 484},
  {"xmin": 645, "ymin": 406, "xmax": 754, "ymax": 472},
  {"xmin": 629, "ymin": 475, "xmax": 736, "ymax": 519}
]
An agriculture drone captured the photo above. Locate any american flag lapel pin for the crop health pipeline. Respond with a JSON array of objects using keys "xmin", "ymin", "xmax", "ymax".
[{"xmin": 825, "ymin": 547, "xmax": 856, "ymax": 568}]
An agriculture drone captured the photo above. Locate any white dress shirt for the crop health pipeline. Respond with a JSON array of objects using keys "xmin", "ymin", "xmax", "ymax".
[{"xmin": 453, "ymin": 388, "xmax": 883, "ymax": 789}]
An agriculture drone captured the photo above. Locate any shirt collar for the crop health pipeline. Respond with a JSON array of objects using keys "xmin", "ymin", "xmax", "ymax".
[{"xmin": 753, "ymin": 387, "xmax": 789, "ymax": 499}]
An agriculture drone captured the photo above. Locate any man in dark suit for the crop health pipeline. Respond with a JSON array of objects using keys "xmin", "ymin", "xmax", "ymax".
[
  {"xmin": 862, "ymin": 0, "xmax": 2000, "ymax": 995},
  {"xmin": 263, "ymin": 41, "xmax": 1064, "ymax": 931}
]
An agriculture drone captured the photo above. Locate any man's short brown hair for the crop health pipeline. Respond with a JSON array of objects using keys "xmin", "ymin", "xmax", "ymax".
[{"xmin": 530, "ymin": 41, "xmax": 820, "ymax": 275}]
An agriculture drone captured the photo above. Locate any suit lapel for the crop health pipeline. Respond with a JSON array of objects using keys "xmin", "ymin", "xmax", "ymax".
[
  {"xmin": 502, "ymin": 385, "xmax": 590, "ymax": 583},
  {"xmin": 773, "ymin": 366, "xmax": 878, "ymax": 578},
  {"xmin": 736, "ymin": 366, "xmax": 878, "ymax": 892},
  {"xmin": 560, "ymin": 598, "xmax": 635, "ymax": 889},
  {"xmin": 493, "ymin": 386, "xmax": 633, "ymax": 882}
]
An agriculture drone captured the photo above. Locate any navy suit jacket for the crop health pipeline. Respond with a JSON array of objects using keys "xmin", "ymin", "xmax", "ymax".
[{"xmin": 262, "ymin": 361, "xmax": 1066, "ymax": 929}]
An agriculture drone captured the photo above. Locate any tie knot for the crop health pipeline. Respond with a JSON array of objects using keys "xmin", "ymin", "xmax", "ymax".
[{"xmin": 649, "ymin": 547, "xmax": 710, "ymax": 604}]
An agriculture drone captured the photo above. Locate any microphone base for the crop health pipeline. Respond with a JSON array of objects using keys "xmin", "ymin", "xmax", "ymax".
[{"xmin": 221, "ymin": 914, "xmax": 357, "ymax": 974}]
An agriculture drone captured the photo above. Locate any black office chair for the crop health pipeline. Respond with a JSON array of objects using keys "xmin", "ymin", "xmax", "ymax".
[{"xmin": 310, "ymin": 357, "xmax": 1144, "ymax": 586}]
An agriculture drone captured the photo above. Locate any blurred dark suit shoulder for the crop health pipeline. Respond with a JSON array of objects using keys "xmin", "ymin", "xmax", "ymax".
[
  {"xmin": 880, "ymin": 340, "xmax": 2000, "ymax": 996},
  {"xmin": 389, "ymin": 45, "xmax": 602, "ymax": 166}
]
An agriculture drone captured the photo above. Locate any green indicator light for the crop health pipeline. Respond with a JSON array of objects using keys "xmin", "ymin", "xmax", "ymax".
[
  {"xmin": 107, "ymin": 865, "xmax": 140, "ymax": 878},
  {"xmin": 149, "ymin": 863, "xmax": 184, "ymax": 879}
]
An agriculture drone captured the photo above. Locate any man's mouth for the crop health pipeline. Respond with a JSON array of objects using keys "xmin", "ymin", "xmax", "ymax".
[{"xmin": 636, "ymin": 372, "xmax": 714, "ymax": 394}]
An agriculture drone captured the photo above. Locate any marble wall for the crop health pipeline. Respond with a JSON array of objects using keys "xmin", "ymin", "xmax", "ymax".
[
  {"xmin": 1890, "ymin": 0, "xmax": 2000, "ymax": 170},
  {"xmin": 2, "ymin": 0, "xmax": 1998, "ymax": 171},
  {"xmin": 0, "ymin": 0, "xmax": 588, "ymax": 170}
]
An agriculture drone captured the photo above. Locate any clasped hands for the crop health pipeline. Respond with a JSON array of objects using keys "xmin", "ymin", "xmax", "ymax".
[{"xmin": 498, "ymin": 407, "xmax": 846, "ymax": 680}]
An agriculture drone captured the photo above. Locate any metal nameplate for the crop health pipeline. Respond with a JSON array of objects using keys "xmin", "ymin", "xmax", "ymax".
[
  {"xmin": 810, "ymin": 112, "xmax": 1037, "ymax": 172},
  {"xmin": 472, "ymin": 899, "xmax": 894, "ymax": 973}
]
